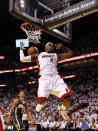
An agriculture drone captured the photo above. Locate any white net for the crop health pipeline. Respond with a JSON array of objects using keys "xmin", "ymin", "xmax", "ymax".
[
  {"xmin": 21, "ymin": 23, "xmax": 41, "ymax": 44},
  {"xmin": 26, "ymin": 31, "xmax": 41, "ymax": 43}
]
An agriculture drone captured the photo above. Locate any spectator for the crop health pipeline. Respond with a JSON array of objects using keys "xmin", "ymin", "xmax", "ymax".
[
  {"xmin": 90, "ymin": 119, "xmax": 97, "ymax": 131},
  {"xmin": 81, "ymin": 119, "xmax": 89, "ymax": 131}
]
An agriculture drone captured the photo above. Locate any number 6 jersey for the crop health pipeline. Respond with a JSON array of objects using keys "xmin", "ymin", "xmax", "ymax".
[{"xmin": 38, "ymin": 52, "xmax": 58, "ymax": 76}]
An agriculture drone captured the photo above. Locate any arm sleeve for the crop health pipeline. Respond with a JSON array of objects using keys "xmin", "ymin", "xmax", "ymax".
[{"xmin": 20, "ymin": 49, "xmax": 32, "ymax": 63}]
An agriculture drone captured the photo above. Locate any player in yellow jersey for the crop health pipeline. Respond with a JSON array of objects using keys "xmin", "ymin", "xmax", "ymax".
[{"xmin": 7, "ymin": 91, "xmax": 34, "ymax": 131}]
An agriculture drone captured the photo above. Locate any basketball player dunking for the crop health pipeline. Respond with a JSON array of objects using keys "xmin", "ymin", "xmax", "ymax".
[
  {"xmin": 7, "ymin": 91, "xmax": 34, "ymax": 131},
  {"xmin": 20, "ymin": 42, "xmax": 73, "ymax": 120}
]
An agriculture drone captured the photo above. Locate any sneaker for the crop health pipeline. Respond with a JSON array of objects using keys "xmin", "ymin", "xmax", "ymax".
[
  {"xmin": 36, "ymin": 104, "xmax": 44, "ymax": 112},
  {"xmin": 58, "ymin": 106, "xmax": 68, "ymax": 120}
]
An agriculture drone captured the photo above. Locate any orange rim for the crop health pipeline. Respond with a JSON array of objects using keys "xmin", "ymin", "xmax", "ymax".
[{"xmin": 21, "ymin": 22, "xmax": 41, "ymax": 33}]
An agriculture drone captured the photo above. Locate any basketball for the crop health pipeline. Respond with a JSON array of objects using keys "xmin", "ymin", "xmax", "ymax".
[{"xmin": 28, "ymin": 46, "xmax": 38, "ymax": 56}]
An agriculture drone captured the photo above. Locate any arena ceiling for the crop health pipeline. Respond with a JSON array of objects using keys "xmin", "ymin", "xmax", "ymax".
[
  {"xmin": 0, "ymin": 0, "xmax": 84, "ymax": 23},
  {"xmin": 0, "ymin": 0, "xmax": 98, "ymax": 38}
]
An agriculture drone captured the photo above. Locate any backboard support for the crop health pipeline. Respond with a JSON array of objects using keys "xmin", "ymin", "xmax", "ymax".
[
  {"xmin": 9, "ymin": 0, "xmax": 98, "ymax": 43},
  {"xmin": 9, "ymin": 0, "xmax": 72, "ymax": 43},
  {"xmin": 44, "ymin": 0, "xmax": 98, "ymax": 29}
]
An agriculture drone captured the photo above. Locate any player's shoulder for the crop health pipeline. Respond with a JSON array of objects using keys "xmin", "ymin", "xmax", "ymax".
[
  {"xmin": 52, "ymin": 52, "xmax": 58, "ymax": 58},
  {"xmin": 40, "ymin": 52, "xmax": 56, "ymax": 55},
  {"xmin": 38, "ymin": 52, "xmax": 47, "ymax": 57},
  {"xmin": 39, "ymin": 52, "xmax": 46, "ymax": 55},
  {"xmin": 13, "ymin": 99, "xmax": 19, "ymax": 105}
]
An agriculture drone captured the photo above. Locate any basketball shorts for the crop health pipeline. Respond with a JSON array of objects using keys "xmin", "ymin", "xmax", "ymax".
[
  {"xmin": 12, "ymin": 113, "xmax": 24, "ymax": 131},
  {"xmin": 38, "ymin": 74, "xmax": 72, "ymax": 100}
]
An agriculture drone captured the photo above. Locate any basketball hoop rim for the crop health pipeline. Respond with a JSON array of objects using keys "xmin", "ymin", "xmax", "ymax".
[{"xmin": 21, "ymin": 22, "xmax": 41, "ymax": 33}]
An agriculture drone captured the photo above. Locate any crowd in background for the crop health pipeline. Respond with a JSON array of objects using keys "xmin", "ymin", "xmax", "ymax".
[
  {"xmin": 0, "ymin": 68, "xmax": 98, "ymax": 131},
  {"xmin": 72, "ymin": 32, "xmax": 98, "ymax": 56},
  {"xmin": 0, "ymin": 31, "xmax": 98, "ymax": 70},
  {"xmin": 0, "ymin": 31, "xmax": 98, "ymax": 130}
]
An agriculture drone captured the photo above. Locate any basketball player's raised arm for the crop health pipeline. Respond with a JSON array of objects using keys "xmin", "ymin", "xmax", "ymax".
[
  {"xmin": 20, "ymin": 42, "xmax": 38, "ymax": 63},
  {"xmin": 55, "ymin": 43, "xmax": 73, "ymax": 61},
  {"xmin": 7, "ymin": 99, "xmax": 19, "ymax": 124}
]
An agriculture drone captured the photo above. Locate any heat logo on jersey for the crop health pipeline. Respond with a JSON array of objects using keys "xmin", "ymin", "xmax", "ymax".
[{"xmin": 42, "ymin": 55, "xmax": 54, "ymax": 58}]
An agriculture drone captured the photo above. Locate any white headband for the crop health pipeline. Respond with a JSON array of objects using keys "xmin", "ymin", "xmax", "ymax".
[{"xmin": 45, "ymin": 42, "xmax": 54, "ymax": 46}]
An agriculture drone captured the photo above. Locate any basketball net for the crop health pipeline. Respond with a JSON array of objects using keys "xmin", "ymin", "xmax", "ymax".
[{"xmin": 21, "ymin": 23, "xmax": 41, "ymax": 44}]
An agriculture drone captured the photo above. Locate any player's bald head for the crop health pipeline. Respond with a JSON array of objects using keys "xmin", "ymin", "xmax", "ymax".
[
  {"xmin": 45, "ymin": 42, "xmax": 54, "ymax": 47},
  {"xmin": 45, "ymin": 42, "xmax": 54, "ymax": 53}
]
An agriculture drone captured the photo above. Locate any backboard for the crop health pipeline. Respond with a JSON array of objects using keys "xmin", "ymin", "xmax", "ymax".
[
  {"xmin": 9, "ymin": 0, "xmax": 72, "ymax": 43},
  {"xmin": 9, "ymin": 0, "xmax": 98, "ymax": 43}
]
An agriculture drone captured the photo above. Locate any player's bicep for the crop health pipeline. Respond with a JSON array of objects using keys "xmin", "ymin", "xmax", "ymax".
[
  {"xmin": 12, "ymin": 99, "xmax": 19, "ymax": 107},
  {"xmin": 9, "ymin": 99, "xmax": 18, "ymax": 114}
]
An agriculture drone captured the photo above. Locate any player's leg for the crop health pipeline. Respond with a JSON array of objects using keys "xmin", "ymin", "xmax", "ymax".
[
  {"xmin": 61, "ymin": 95, "xmax": 71, "ymax": 111},
  {"xmin": 12, "ymin": 114, "xmax": 18, "ymax": 131},
  {"xmin": 60, "ymin": 87, "xmax": 72, "ymax": 120},
  {"xmin": 12, "ymin": 114, "xmax": 25, "ymax": 131},
  {"xmin": 59, "ymin": 95, "xmax": 71, "ymax": 120},
  {"xmin": 18, "ymin": 118, "xmax": 25, "ymax": 131},
  {"xmin": 18, "ymin": 129, "xmax": 25, "ymax": 131},
  {"xmin": 36, "ymin": 99, "xmax": 47, "ymax": 112},
  {"xmin": 52, "ymin": 75, "xmax": 72, "ymax": 120},
  {"xmin": 36, "ymin": 76, "xmax": 49, "ymax": 112}
]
